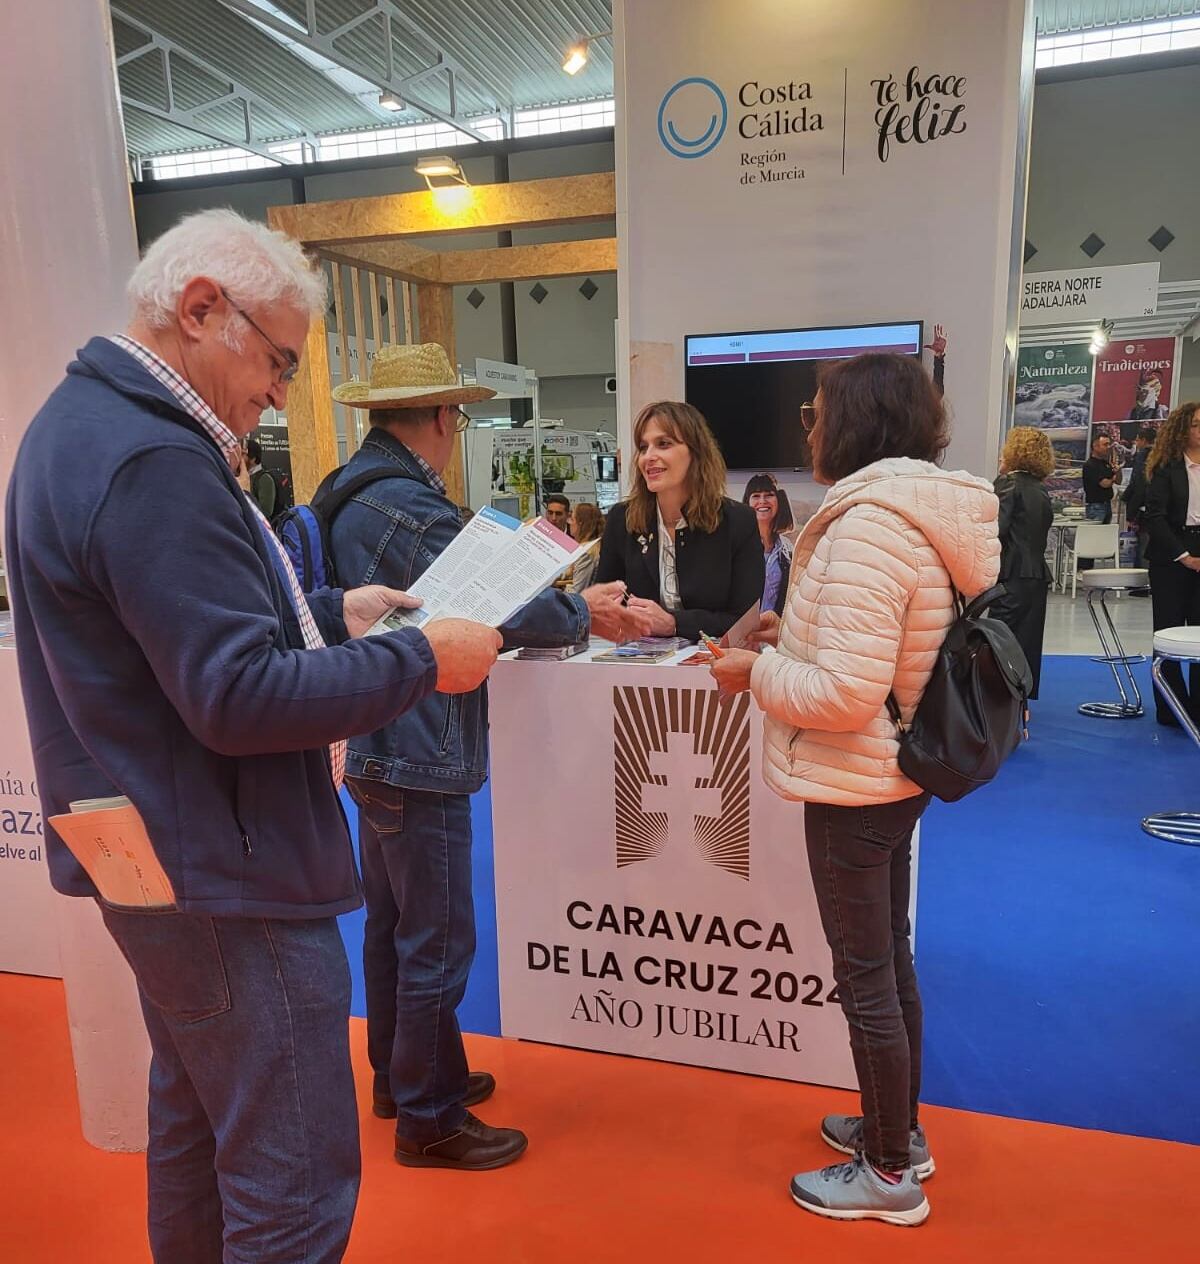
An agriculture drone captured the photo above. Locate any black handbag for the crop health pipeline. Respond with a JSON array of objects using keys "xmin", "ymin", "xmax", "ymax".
[{"xmin": 885, "ymin": 585, "xmax": 1032, "ymax": 803}]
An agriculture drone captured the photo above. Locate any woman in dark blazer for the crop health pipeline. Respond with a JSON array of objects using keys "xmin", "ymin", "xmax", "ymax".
[
  {"xmin": 1143, "ymin": 401, "xmax": 1200, "ymax": 726},
  {"xmin": 990, "ymin": 427, "xmax": 1054, "ymax": 699},
  {"xmin": 595, "ymin": 401, "xmax": 763, "ymax": 642}
]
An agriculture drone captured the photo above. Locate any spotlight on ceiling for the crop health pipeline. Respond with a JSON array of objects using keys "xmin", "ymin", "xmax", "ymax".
[
  {"xmin": 563, "ymin": 40, "xmax": 589, "ymax": 75},
  {"xmin": 379, "ymin": 91, "xmax": 405, "ymax": 111},
  {"xmin": 562, "ymin": 30, "xmax": 611, "ymax": 75},
  {"xmin": 414, "ymin": 154, "xmax": 469, "ymax": 190},
  {"xmin": 1088, "ymin": 319, "xmax": 1114, "ymax": 356}
]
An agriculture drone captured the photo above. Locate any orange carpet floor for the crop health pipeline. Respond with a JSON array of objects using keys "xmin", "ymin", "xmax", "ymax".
[{"xmin": 2, "ymin": 972, "xmax": 1195, "ymax": 1263}]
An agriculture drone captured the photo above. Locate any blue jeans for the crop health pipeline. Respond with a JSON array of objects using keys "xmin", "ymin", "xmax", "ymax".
[
  {"xmin": 804, "ymin": 793, "xmax": 930, "ymax": 1171},
  {"xmin": 1085, "ymin": 501, "xmax": 1112, "ymax": 524},
  {"xmin": 347, "ymin": 780, "xmax": 475, "ymax": 1143},
  {"xmin": 99, "ymin": 904, "xmax": 359, "ymax": 1264}
]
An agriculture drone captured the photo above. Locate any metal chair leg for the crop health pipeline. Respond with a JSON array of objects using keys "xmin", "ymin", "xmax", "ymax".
[
  {"xmin": 1142, "ymin": 653, "xmax": 1200, "ymax": 846},
  {"xmin": 1079, "ymin": 588, "xmax": 1145, "ymax": 718}
]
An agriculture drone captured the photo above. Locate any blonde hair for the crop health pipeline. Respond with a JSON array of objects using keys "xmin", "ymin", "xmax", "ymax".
[
  {"xmin": 1001, "ymin": 426, "xmax": 1054, "ymax": 480},
  {"xmin": 625, "ymin": 401, "xmax": 727, "ymax": 536}
]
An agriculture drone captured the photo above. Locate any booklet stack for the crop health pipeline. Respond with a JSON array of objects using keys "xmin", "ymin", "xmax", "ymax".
[{"xmin": 515, "ymin": 642, "xmax": 590, "ymax": 661}]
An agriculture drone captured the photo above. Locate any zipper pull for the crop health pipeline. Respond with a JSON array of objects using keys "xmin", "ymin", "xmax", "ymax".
[{"xmin": 241, "ymin": 831, "xmax": 252, "ymax": 856}]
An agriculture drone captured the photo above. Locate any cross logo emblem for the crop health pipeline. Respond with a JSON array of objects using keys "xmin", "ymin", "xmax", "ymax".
[
  {"xmin": 614, "ymin": 686, "xmax": 751, "ymax": 880},
  {"xmin": 639, "ymin": 738, "xmax": 723, "ymax": 856}
]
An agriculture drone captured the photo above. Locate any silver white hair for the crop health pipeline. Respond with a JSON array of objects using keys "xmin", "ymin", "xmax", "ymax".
[{"xmin": 127, "ymin": 208, "xmax": 327, "ymax": 347}]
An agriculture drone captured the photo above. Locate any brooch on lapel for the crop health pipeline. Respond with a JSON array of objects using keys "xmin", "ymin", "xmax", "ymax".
[{"xmin": 637, "ymin": 532, "xmax": 653, "ymax": 554}]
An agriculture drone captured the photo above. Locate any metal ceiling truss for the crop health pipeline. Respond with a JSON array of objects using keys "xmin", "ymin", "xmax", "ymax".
[
  {"xmin": 112, "ymin": 6, "xmax": 321, "ymax": 165},
  {"xmin": 218, "ymin": 0, "xmax": 501, "ymax": 143}
]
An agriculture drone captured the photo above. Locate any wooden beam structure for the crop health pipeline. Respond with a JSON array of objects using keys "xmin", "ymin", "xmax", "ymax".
[
  {"xmin": 272, "ymin": 173, "xmax": 615, "ymax": 246},
  {"xmin": 270, "ymin": 173, "xmax": 618, "ymax": 506},
  {"xmin": 285, "ymin": 314, "xmax": 338, "ymax": 503}
]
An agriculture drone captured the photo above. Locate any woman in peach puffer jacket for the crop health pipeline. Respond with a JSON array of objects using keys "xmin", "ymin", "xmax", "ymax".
[{"xmin": 712, "ymin": 353, "xmax": 999, "ymax": 1229}]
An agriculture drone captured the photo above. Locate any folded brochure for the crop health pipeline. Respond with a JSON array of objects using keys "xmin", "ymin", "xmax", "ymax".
[
  {"xmin": 368, "ymin": 507, "xmax": 579, "ymax": 634},
  {"xmin": 49, "ymin": 797, "xmax": 175, "ymax": 908}
]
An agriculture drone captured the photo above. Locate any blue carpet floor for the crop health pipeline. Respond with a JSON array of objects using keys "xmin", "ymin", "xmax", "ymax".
[{"xmin": 339, "ymin": 654, "xmax": 1200, "ymax": 1145}]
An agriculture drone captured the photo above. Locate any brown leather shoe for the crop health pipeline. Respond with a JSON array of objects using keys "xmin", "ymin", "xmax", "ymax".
[
  {"xmin": 373, "ymin": 1070, "xmax": 495, "ymax": 1119},
  {"xmin": 394, "ymin": 1111, "xmax": 528, "ymax": 1171}
]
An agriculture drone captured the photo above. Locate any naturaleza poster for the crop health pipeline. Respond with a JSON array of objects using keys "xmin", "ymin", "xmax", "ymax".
[
  {"xmin": 1093, "ymin": 337, "xmax": 1177, "ymax": 423},
  {"xmin": 1015, "ymin": 343, "xmax": 1093, "ymax": 431}
]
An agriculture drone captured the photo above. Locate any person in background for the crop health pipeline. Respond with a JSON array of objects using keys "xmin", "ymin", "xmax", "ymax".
[
  {"xmin": 545, "ymin": 492, "xmax": 571, "ymax": 533},
  {"xmin": 710, "ymin": 353, "xmax": 999, "ymax": 1228},
  {"xmin": 327, "ymin": 343, "xmax": 647, "ymax": 1172},
  {"xmin": 1082, "ymin": 432, "xmax": 1119, "ymax": 524},
  {"xmin": 742, "ymin": 473, "xmax": 794, "ymax": 617},
  {"xmin": 991, "ymin": 427, "xmax": 1053, "ymax": 700},
  {"xmin": 1143, "ymin": 401, "xmax": 1200, "ymax": 728},
  {"xmin": 595, "ymin": 401, "xmax": 763, "ymax": 641},
  {"xmin": 557, "ymin": 502, "xmax": 605, "ymax": 594},
  {"xmin": 1123, "ymin": 426, "xmax": 1158, "ymax": 568},
  {"xmin": 245, "ymin": 436, "xmax": 277, "ymax": 518},
  {"xmin": 4, "ymin": 209, "xmax": 501, "ymax": 1263}
]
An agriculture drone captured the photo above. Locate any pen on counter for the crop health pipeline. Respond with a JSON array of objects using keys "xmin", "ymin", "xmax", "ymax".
[{"xmin": 699, "ymin": 630, "xmax": 725, "ymax": 658}]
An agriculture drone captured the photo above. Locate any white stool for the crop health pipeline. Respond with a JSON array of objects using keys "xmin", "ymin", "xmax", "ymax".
[
  {"xmin": 1077, "ymin": 568, "xmax": 1150, "ymax": 719},
  {"xmin": 1142, "ymin": 625, "xmax": 1200, "ymax": 846}
]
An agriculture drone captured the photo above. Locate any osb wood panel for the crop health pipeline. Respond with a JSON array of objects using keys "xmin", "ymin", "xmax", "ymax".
[
  {"xmin": 287, "ymin": 315, "xmax": 339, "ymax": 504},
  {"xmin": 415, "ymin": 283, "xmax": 466, "ymax": 507},
  {"xmin": 272, "ymin": 173, "xmax": 615, "ymax": 246}
]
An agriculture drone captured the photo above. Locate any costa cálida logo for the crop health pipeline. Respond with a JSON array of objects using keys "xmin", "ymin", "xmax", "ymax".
[{"xmin": 613, "ymin": 686, "xmax": 751, "ymax": 880}]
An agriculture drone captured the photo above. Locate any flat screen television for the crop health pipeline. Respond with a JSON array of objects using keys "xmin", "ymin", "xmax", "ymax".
[{"xmin": 684, "ymin": 321, "xmax": 923, "ymax": 469}]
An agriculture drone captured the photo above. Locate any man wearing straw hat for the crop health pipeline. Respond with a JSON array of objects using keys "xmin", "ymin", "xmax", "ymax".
[
  {"xmin": 330, "ymin": 342, "xmax": 649, "ymax": 1171},
  {"xmin": 5, "ymin": 210, "xmax": 503, "ymax": 1262}
]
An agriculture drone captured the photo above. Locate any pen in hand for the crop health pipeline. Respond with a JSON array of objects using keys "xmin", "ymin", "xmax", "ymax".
[{"xmin": 700, "ymin": 630, "xmax": 724, "ymax": 658}]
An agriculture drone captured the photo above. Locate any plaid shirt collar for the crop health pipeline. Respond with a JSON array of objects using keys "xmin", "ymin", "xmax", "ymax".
[
  {"xmin": 109, "ymin": 334, "xmax": 241, "ymax": 470},
  {"xmin": 364, "ymin": 427, "xmax": 447, "ymax": 497}
]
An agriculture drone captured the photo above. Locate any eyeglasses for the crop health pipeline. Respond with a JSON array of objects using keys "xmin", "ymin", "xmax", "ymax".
[
  {"xmin": 800, "ymin": 402, "xmax": 818, "ymax": 432},
  {"xmin": 455, "ymin": 408, "xmax": 471, "ymax": 434},
  {"xmin": 221, "ymin": 288, "xmax": 299, "ymax": 384}
]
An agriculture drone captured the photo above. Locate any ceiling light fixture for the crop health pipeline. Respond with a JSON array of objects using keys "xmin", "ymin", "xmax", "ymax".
[
  {"xmin": 379, "ymin": 91, "xmax": 405, "ymax": 111},
  {"xmin": 1088, "ymin": 319, "xmax": 1114, "ymax": 356},
  {"xmin": 562, "ymin": 30, "xmax": 611, "ymax": 75},
  {"xmin": 414, "ymin": 153, "xmax": 469, "ymax": 190}
]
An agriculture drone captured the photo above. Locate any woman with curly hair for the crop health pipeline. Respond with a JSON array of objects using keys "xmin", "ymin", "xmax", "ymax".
[
  {"xmin": 990, "ymin": 427, "xmax": 1054, "ymax": 699},
  {"xmin": 1143, "ymin": 401, "xmax": 1200, "ymax": 726}
]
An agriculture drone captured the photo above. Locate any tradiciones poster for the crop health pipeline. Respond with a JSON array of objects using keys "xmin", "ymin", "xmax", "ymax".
[
  {"xmin": 1093, "ymin": 337, "xmax": 1177, "ymax": 423},
  {"xmin": 1015, "ymin": 343, "xmax": 1093, "ymax": 431}
]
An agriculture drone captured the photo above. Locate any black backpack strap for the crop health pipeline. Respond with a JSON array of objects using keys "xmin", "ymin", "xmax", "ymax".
[
  {"xmin": 962, "ymin": 584, "xmax": 1007, "ymax": 620},
  {"xmin": 316, "ymin": 466, "xmax": 418, "ymax": 523},
  {"xmin": 885, "ymin": 691, "xmax": 905, "ymax": 733}
]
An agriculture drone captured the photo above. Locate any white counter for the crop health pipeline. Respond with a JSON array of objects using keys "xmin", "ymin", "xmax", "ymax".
[{"xmin": 488, "ymin": 650, "xmax": 918, "ymax": 1088}]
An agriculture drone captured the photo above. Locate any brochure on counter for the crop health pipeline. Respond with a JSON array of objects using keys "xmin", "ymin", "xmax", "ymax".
[{"xmin": 368, "ymin": 507, "xmax": 579, "ymax": 634}]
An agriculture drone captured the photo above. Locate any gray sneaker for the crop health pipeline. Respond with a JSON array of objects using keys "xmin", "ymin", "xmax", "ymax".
[
  {"xmin": 820, "ymin": 1114, "xmax": 935, "ymax": 1181},
  {"xmin": 790, "ymin": 1154, "xmax": 930, "ymax": 1226}
]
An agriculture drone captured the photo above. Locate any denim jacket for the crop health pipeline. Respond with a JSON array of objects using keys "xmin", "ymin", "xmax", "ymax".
[{"xmin": 329, "ymin": 427, "xmax": 588, "ymax": 793}]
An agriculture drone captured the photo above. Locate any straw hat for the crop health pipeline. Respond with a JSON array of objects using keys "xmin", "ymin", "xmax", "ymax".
[{"xmin": 332, "ymin": 342, "xmax": 496, "ymax": 409}]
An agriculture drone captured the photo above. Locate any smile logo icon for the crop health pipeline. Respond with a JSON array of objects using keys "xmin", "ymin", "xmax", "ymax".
[{"xmin": 657, "ymin": 77, "xmax": 728, "ymax": 158}]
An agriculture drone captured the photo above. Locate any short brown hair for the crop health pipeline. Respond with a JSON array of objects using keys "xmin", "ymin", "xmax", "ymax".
[
  {"xmin": 625, "ymin": 401, "xmax": 728, "ymax": 535},
  {"xmin": 814, "ymin": 354, "xmax": 948, "ymax": 482},
  {"xmin": 1001, "ymin": 427, "xmax": 1054, "ymax": 480}
]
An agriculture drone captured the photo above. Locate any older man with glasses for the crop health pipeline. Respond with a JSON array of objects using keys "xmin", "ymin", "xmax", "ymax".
[{"xmin": 4, "ymin": 208, "xmax": 503, "ymax": 1263}]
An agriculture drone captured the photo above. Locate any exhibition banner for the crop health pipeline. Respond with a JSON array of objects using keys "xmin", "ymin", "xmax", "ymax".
[
  {"xmin": 616, "ymin": 0, "xmax": 1035, "ymax": 476},
  {"xmin": 1093, "ymin": 337, "xmax": 1178, "ymax": 423},
  {"xmin": 1020, "ymin": 262, "xmax": 1160, "ymax": 326},
  {"xmin": 490, "ymin": 659, "xmax": 918, "ymax": 1087},
  {"xmin": 1015, "ymin": 343, "xmax": 1093, "ymax": 430},
  {"xmin": 0, "ymin": 645, "xmax": 60, "ymax": 976}
]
